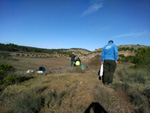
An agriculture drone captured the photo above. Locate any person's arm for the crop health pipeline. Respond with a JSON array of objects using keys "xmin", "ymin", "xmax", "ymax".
[
  {"xmin": 114, "ymin": 45, "xmax": 118, "ymax": 64},
  {"xmin": 101, "ymin": 49, "xmax": 104, "ymax": 64}
]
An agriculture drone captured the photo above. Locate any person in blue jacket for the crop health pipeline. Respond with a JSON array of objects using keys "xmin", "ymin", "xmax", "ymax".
[{"xmin": 101, "ymin": 40, "xmax": 118, "ymax": 86}]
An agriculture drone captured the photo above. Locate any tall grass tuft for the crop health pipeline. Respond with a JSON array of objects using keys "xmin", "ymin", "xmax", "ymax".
[
  {"xmin": 142, "ymin": 88, "xmax": 150, "ymax": 106},
  {"xmin": 44, "ymin": 91, "xmax": 61, "ymax": 109},
  {"xmin": 115, "ymin": 66, "xmax": 148, "ymax": 85},
  {"xmin": 44, "ymin": 86, "xmax": 77, "ymax": 113},
  {"xmin": 12, "ymin": 90, "xmax": 44, "ymax": 113},
  {"xmin": 112, "ymin": 82, "xmax": 131, "ymax": 93},
  {"xmin": 114, "ymin": 64, "xmax": 150, "ymax": 113},
  {"xmin": 129, "ymin": 91, "xmax": 149, "ymax": 113}
]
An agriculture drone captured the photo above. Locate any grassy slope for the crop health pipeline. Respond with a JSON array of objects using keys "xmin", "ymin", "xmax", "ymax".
[
  {"xmin": 0, "ymin": 45, "xmax": 150, "ymax": 113},
  {"xmin": 0, "ymin": 64, "xmax": 135, "ymax": 113}
]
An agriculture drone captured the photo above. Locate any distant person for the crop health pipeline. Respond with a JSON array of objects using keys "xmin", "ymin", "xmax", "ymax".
[
  {"xmin": 71, "ymin": 52, "xmax": 76, "ymax": 67},
  {"xmin": 75, "ymin": 57, "xmax": 81, "ymax": 66},
  {"xmin": 101, "ymin": 40, "xmax": 118, "ymax": 86}
]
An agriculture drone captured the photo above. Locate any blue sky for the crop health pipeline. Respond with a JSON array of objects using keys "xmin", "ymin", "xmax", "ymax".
[{"xmin": 0, "ymin": 0, "xmax": 150, "ymax": 51}]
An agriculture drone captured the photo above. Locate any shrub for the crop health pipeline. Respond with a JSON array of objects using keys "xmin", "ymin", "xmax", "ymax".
[
  {"xmin": 118, "ymin": 54, "xmax": 135, "ymax": 62},
  {"xmin": 112, "ymin": 82, "xmax": 131, "ymax": 93},
  {"xmin": 3, "ymin": 75, "xmax": 33, "ymax": 87},
  {"xmin": 0, "ymin": 62, "xmax": 15, "ymax": 85},
  {"xmin": 127, "ymin": 72, "xmax": 146, "ymax": 84},
  {"xmin": 3, "ymin": 74, "xmax": 16, "ymax": 86},
  {"xmin": 13, "ymin": 91, "xmax": 44, "ymax": 113},
  {"xmin": 44, "ymin": 91, "xmax": 62, "ymax": 108},
  {"xmin": 129, "ymin": 91, "xmax": 149, "ymax": 113},
  {"xmin": 0, "ymin": 62, "xmax": 33, "ymax": 88},
  {"xmin": 142, "ymin": 89, "xmax": 150, "ymax": 106},
  {"xmin": 132, "ymin": 47, "xmax": 150, "ymax": 69},
  {"xmin": 117, "ymin": 68, "xmax": 147, "ymax": 84},
  {"xmin": 0, "ymin": 62, "xmax": 15, "ymax": 73}
]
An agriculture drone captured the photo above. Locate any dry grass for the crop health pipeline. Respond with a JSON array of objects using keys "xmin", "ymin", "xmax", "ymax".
[
  {"xmin": 0, "ymin": 70, "xmax": 135, "ymax": 113},
  {"xmin": 0, "ymin": 57, "xmax": 149, "ymax": 113}
]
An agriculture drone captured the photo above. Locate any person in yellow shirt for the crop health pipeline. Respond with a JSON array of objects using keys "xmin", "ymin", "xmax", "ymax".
[{"xmin": 75, "ymin": 57, "xmax": 81, "ymax": 66}]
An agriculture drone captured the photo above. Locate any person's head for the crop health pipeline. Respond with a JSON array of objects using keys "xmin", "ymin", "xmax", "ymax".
[
  {"xmin": 72, "ymin": 52, "xmax": 74, "ymax": 54},
  {"xmin": 108, "ymin": 40, "xmax": 114, "ymax": 43}
]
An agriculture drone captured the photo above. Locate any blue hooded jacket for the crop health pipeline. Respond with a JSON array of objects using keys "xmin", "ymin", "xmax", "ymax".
[{"xmin": 101, "ymin": 42, "xmax": 118, "ymax": 62}]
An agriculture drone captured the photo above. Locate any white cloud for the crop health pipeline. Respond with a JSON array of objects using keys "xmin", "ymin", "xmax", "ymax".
[
  {"xmin": 82, "ymin": 3, "xmax": 103, "ymax": 16},
  {"xmin": 114, "ymin": 30, "xmax": 150, "ymax": 38}
]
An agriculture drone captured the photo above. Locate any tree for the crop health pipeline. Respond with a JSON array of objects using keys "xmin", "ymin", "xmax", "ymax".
[{"xmin": 133, "ymin": 47, "xmax": 150, "ymax": 69}]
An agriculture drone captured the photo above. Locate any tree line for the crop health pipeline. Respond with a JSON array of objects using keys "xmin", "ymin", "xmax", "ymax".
[{"xmin": 0, "ymin": 43, "xmax": 72, "ymax": 56}]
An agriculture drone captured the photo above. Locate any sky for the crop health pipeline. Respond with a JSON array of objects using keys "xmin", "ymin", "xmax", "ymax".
[{"xmin": 0, "ymin": 0, "xmax": 150, "ymax": 51}]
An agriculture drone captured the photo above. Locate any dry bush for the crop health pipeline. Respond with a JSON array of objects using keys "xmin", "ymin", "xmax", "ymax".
[
  {"xmin": 12, "ymin": 90, "xmax": 44, "ymax": 113},
  {"xmin": 92, "ymin": 85, "xmax": 134, "ymax": 113},
  {"xmin": 112, "ymin": 82, "xmax": 131, "ymax": 93},
  {"xmin": 42, "ymin": 85, "xmax": 78, "ymax": 113}
]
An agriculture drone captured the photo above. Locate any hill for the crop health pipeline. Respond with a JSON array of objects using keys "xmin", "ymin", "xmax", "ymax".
[
  {"xmin": 0, "ymin": 44, "xmax": 150, "ymax": 113},
  {"xmin": 1, "ymin": 43, "xmax": 149, "ymax": 58}
]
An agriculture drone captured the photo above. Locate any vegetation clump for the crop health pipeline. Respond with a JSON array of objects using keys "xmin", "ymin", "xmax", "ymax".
[
  {"xmin": 12, "ymin": 90, "xmax": 44, "ymax": 113},
  {"xmin": 0, "ymin": 62, "xmax": 32, "ymax": 89}
]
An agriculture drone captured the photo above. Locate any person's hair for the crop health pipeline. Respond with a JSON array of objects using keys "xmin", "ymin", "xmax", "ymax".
[{"xmin": 108, "ymin": 40, "xmax": 114, "ymax": 43}]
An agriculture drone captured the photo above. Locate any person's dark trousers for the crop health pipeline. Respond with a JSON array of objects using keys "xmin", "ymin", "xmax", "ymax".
[
  {"xmin": 71, "ymin": 61, "xmax": 75, "ymax": 67},
  {"xmin": 102, "ymin": 60, "xmax": 116, "ymax": 85}
]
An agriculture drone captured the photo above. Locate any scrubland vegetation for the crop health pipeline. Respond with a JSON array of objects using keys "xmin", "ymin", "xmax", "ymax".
[{"xmin": 0, "ymin": 45, "xmax": 150, "ymax": 113}]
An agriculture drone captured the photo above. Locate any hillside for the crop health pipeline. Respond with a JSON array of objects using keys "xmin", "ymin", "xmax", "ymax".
[
  {"xmin": 0, "ymin": 64, "xmax": 138, "ymax": 113},
  {"xmin": 85, "ymin": 44, "xmax": 149, "ymax": 60},
  {"xmin": 1, "ymin": 43, "xmax": 149, "ymax": 59},
  {"xmin": 0, "ymin": 44, "xmax": 150, "ymax": 113}
]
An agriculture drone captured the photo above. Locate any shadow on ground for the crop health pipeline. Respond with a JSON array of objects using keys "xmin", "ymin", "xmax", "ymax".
[{"xmin": 84, "ymin": 102, "xmax": 108, "ymax": 113}]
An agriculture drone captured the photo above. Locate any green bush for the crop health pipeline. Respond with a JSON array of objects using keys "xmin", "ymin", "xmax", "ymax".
[
  {"xmin": 0, "ymin": 62, "xmax": 32, "ymax": 87},
  {"xmin": 3, "ymin": 74, "xmax": 16, "ymax": 86},
  {"xmin": 0, "ymin": 62, "xmax": 15, "ymax": 85},
  {"xmin": 132, "ymin": 47, "xmax": 150, "ymax": 69},
  {"xmin": 118, "ymin": 47, "xmax": 135, "ymax": 52},
  {"xmin": 118, "ymin": 54, "xmax": 135, "ymax": 62},
  {"xmin": 0, "ymin": 62, "xmax": 15, "ymax": 73}
]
